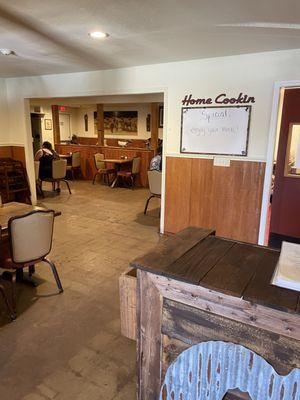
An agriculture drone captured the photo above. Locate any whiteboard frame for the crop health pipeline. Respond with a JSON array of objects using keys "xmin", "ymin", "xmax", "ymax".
[{"xmin": 180, "ymin": 105, "xmax": 252, "ymax": 157}]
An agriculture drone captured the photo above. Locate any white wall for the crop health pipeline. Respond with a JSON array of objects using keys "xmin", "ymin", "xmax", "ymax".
[
  {"xmin": 4, "ymin": 48, "xmax": 300, "ymax": 214},
  {"xmin": 0, "ymin": 79, "xmax": 9, "ymax": 145},
  {"xmin": 5, "ymin": 48, "xmax": 300, "ymax": 161}
]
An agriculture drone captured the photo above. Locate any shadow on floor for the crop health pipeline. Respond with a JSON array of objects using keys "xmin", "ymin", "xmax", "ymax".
[
  {"xmin": 135, "ymin": 208, "xmax": 160, "ymax": 227},
  {"xmin": 0, "ymin": 276, "xmax": 44, "ymax": 327}
]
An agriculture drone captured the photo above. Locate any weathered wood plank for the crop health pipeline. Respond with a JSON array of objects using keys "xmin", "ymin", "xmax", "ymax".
[
  {"xmin": 131, "ymin": 227, "xmax": 214, "ymax": 275},
  {"xmin": 162, "ymin": 298, "xmax": 300, "ymax": 376},
  {"xmin": 119, "ymin": 268, "xmax": 136, "ymax": 340},
  {"xmin": 165, "ymin": 236, "xmax": 234, "ymax": 284},
  {"xmin": 136, "ymin": 270, "xmax": 162, "ymax": 400},
  {"xmin": 152, "ymin": 274, "xmax": 300, "ymax": 342},
  {"xmin": 243, "ymin": 248, "xmax": 299, "ymax": 312},
  {"xmin": 200, "ymin": 242, "xmax": 265, "ymax": 297}
]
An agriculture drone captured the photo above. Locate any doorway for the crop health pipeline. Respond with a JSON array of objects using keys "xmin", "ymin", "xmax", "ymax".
[
  {"xmin": 30, "ymin": 113, "xmax": 43, "ymax": 154},
  {"xmin": 59, "ymin": 113, "xmax": 71, "ymax": 141},
  {"xmin": 267, "ymin": 88, "xmax": 300, "ymax": 248}
]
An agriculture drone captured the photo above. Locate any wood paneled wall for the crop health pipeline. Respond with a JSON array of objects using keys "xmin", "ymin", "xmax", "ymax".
[
  {"xmin": 0, "ymin": 146, "xmax": 26, "ymax": 165},
  {"xmin": 56, "ymin": 144, "xmax": 154, "ymax": 187},
  {"xmin": 164, "ymin": 157, "xmax": 265, "ymax": 244},
  {"xmin": 77, "ymin": 136, "xmax": 148, "ymax": 148}
]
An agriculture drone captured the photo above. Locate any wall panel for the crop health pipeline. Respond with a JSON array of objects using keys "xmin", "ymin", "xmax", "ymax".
[{"xmin": 164, "ymin": 157, "xmax": 265, "ymax": 243}]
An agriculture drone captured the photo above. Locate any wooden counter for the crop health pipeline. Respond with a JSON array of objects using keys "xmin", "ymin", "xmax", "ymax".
[
  {"xmin": 55, "ymin": 144, "xmax": 154, "ymax": 187},
  {"xmin": 128, "ymin": 228, "xmax": 300, "ymax": 400}
]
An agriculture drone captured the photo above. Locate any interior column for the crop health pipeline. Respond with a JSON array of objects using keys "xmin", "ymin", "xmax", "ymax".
[
  {"xmin": 97, "ymin": 104, "xmax": 104, "ymax": 146},
  {"xmin": 51, "ymin": 105, "xmax": 60, "ymax": 144},
  {"xmin": 150, "ymin": 102, "xmax": 159, "ymax": 152}
]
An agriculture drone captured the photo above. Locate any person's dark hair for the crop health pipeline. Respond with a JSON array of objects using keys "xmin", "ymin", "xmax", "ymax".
[
  {"xmin": 157, "ymin": 145, "xmax": 162, "ymax": 155},
  {"xmin": 42, "ymin": 141, "xmax": 53, "ymax": 150}
]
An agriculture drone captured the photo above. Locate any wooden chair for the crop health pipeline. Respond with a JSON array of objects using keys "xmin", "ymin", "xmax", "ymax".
[
  {"xmin": 66, "ymin": 151, "xmax": 81, "ymax": 180},
  {"xmin": 92, "ymin": 153, "xmax": 116, "ymax": 185},
  {"xmin": 117, "ymin": 156, "xmax": 141, "ymax": 189},
  {"xmin": 0, "ymin": 210, "xmax": 63, "ymax": 318},
  {"xmin": 42, "ymin": 159, "xmax": 71, "ymax": 195},
  {"xmin": 144, "ymin": 170, "xmax": 162, "ymax": 214}
]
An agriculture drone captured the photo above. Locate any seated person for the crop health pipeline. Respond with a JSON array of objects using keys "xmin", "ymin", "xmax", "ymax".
[
  {"xmin": 34, "ymin": 141, "xmax": 59, "ymax": 180},
  {"xmin": 149, "ymin": 145, "xmax": 162, "ymax": 171}
]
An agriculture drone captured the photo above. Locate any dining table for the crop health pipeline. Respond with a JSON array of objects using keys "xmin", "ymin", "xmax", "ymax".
[
  {"xmin": 0, "ymin": 202, "xmax": 61, "ymax": 234},
  {"xmin": 105, "ymin": 158, "xmax": 133, "ymax": 188}
]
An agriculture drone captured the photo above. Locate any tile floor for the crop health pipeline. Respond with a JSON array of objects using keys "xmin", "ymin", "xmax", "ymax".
[{"xmin": 0, "ymin": 181, "xmax": 161, "ymax": 400}]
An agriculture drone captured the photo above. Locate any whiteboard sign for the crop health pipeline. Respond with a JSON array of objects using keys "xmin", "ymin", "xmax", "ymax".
[{"xmin": 180, "ymin": 106, "xmax": 251, "ymax": 156}]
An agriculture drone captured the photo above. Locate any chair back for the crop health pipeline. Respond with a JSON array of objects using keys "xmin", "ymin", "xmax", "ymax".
[
  {"xmin": 34, "ymin": 161, "xmax": 40, "ymax": 180},
  {"xmin": 8, "ymin": 210, "xmax": 55, "ymax": 264},
  {"xmin": 148, "ymin": 170, "xmax": 162, "ymax": 196},
  {"xmin": 94, "ymin": 153, "xmax": 105, "ymax": 170},
  {"xmin": 52, "ymin": 159, "xmax": 67, "ymax": 179},
  {"xmin": 132, "ymin": 157, "xmax": 141, "ymax": 174},
  {"xmin": 72, "ymin": 152, "xmax": 81, "ymax": 168}
]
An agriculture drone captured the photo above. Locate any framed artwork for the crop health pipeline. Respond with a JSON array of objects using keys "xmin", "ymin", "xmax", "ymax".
[
  {"xmin": 104, "ymin": 111, "xmax": 138, "ymax": 135},
  {"xmin": 44, "ymin": 119, "xmax": 52, "ymax": 130},
  {"xmin": 159, "ymin": 106, "xmax": 164, "ymax": 128}
]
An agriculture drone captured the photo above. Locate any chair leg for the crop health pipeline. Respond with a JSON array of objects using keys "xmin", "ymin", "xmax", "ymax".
[
  {"xmin": 131, "ymin": 176, "xmax": 134, "ymax": 190},
  {"xmin": 62, "ymin": 179, "xmax": 72, "ymax": 194},
  {"xmin": 44, "ymin": 258, "xmax": 63, "ymax": 293},
  {"xmin": 11, "ymin": 271, "xmax": 17, "ymax": 314},
  {"xmin": 93, "ymin": 172, "xmax": 99, "ymax": 185},
  {"xmin": 29, "ymin": 265, "xmax": 35, "ymax": 277},
  {"xmin": 144, "ymin": 195, "xmax": 155, "ymax": 215},
  {"xmin": 71, "ymin": 169, "xmax": 75, "ymax": 180},
  {"xmin": 0, "ymin": 284, "xmax": 16, "ymax": 320}
]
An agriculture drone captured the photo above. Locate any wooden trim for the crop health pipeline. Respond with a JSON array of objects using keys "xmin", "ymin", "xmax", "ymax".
[
  {"xmin": 136, "ymin": 270, "xmax": 162, "ymax": 400},
  {"xmin": 164, "ymin": 157, "xmax": 266, "ymax": 243},
  {"xmin": 150, "ymin": 103, "xmax": 159, "ymax": 151},
  {"xmin": 151, "ymin": 273, "xmax": 300, "ymax": 342},
  {"xmin": 51, "ymin": 105, "xmax": 60, "ymax": 144},
  {"xmin": 96, "ymin": 104, "xmax": 104, "ymax": 146}
]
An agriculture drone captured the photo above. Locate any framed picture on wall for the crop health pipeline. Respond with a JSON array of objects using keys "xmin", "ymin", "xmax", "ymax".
[
  {"xmin": 159, "ymin": 106, "xmax": 164, "ymax": 128},
  {"xmin": 44, "ymin": 119, "xmax": 52, "ymax": 130}
]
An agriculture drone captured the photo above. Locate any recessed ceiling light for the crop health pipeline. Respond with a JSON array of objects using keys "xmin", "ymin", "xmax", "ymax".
[
  {"xmin": 89, "ymin": 31, "xmax": 109, "ymax": 39},
  {"xmin": 0, "ymin": 49, "xmax": 16, "ymax": 56}
]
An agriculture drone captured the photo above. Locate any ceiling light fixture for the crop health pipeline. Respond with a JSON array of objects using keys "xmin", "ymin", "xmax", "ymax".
[
  {"xmin": 0, "ymin": 49, "xmax": 16, "ymax": 56},
  {"xmin": 89, "ymin": 31, "xmax": 109, "ymax": 39}
]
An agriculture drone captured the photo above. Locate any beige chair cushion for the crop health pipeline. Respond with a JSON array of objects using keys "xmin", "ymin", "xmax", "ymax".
[
  {"xmin": 132, "ymin": 157, "xmax": 141, "ymax": 174},
  {"xmin": 34, "ymin": 161, "xmax": 40, "ymax": 180},
  {"xmin": 52, "ymin": 159, "xmax": 67, "ymax": 179},
  {"xmin": 72, "ymin": 152, "xmax": 81, "ymax": 168},
  {"xmin": 9, "ymin": 211, "xmax": 54, "ymax": 264},
  {"xmin": 148, "ymin": 170, "xmax": 162, "ymax": 195},
  {"xmin": 94, "ymin": 153, "xmax": 105, "ymax": 170}
]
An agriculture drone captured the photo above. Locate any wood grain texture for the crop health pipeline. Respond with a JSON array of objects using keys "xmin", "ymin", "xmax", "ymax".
[
  {"xmin": 96, "ymin": 104, "xmax": 104, "ymax": 146},
  {"xmin": 164, "ymin": 157, "xmax": 266, "ymax": 244},
  {"xmin": 131, "ymin": 227, "xmax": 214, "ymax": 275},
  {"xmin": 0, "ymin": 146, "xmax": 25, "ymax": 165},
  {"xmin": 150, "ymin": 103, "xmax": 159, "ymax": 151},
  {"xmin": 119, "ymin": 268, "xmax": 137, "ymax": 340},
  {"xmin": 52, "ymin": 105, "xmax": 60, "ymax": 144},
  {"xmin": 164, "ymin": 157, "xmax": 193, "ymax": 233},
  {"xmin": 153, "ymin": 274, "xmax": 300, "ymax": 341},
  {"xmin": 55, "ymin": 144, "xmax": 154, "ymax": 187},
  {"xmin": 136, "ymin": 269, "xmax": 162, "ymax": 400},
  {"xmin": 161, "ymin": 298, "xmax": 300, "ymax": 376}
]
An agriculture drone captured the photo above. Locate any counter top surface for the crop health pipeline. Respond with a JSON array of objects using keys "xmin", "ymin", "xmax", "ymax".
[{"xmin": 131, "ymin": 227, "xmax": 300, "ymax": 314}]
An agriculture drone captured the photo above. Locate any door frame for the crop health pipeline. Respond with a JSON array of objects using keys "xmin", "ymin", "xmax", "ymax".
[{"xmin": 258, "ymin": 80, "xmax": 300, "ymax": 245}]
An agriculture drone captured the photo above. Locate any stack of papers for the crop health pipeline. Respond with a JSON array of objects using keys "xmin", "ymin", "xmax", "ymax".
[{"xmin": 271, "ymin": 241, "xmax": 300, "ymax": 292}]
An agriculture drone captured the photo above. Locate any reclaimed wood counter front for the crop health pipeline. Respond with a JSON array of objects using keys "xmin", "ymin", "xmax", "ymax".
[
  {"xmin": 130, "ymin": 228, "xmax": 300, "ymax": 400},
  {"xmin": 55, "ymin": 144, "xmax": 154, "ymax": 187}
]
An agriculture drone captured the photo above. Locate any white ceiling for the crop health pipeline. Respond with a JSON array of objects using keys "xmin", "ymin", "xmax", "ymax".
[{"xmin": 0, "ymin": 0, "xmax": 300, "ymax": 77}]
